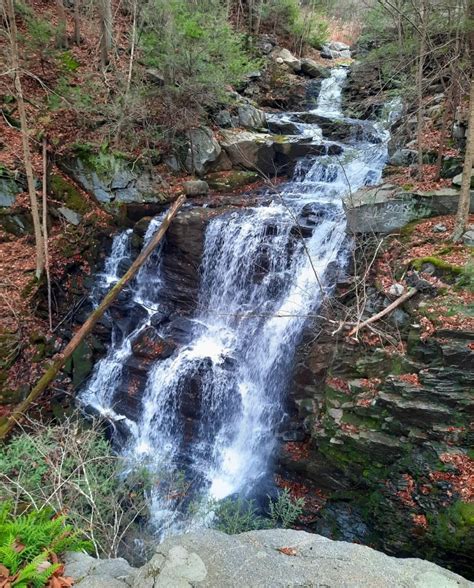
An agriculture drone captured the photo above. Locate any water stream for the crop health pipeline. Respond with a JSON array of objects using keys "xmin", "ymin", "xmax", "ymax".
[{"xmin": 80, "ymin": 68, "xmax": 398, "ymax": 537}]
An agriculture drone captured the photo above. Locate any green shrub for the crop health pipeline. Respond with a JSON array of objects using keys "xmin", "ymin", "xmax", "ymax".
[
  {"xmin": 268, "ymin": 488, "xmax": 305, "ymax": 528},
  {"xmin": 0, "ymin": 417, "xmax": 149, "ymax": 558},
  {"xmin": 213, "ymin": 496, "xmax": 270, "ymax": 534},
  {"xmin": 0, "ymin": 502, "xmax": 89, "ymax": 587},
  {"xmin": 211, "ymin": 490, "xmax": 305, "ymax": 534}
]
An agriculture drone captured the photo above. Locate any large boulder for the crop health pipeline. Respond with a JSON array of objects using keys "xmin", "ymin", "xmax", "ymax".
[
  {"xmin": 182, "ymin": 127, "xmax": 223, "ymax": 176},
  {"xmin": 388, "ymin": 148, "xmax": 418, "ymax": 167},
  {"xmin": 0, "ymin": 169, "xmax": 23, "ymax": 208},
  {"xmin": 345, "ymin": 183, "xmax": 474, "ymax": 233},
  {"xmin": 219, "ymin": 130, "xmax": 276, "ymax": 175},
  {"xmin": 320, "ymin": 42, "xmax": 351, "ymax": 60},
  {"xmin": 59, "ymin": 149, "xmax": 169, "ymax": 207},
  {"xmin": 68, "ymin": 529, "xmax": 472, "ymax": 587},
  {"xmin": 273, "ymin": 47, "xmax": 301, "ymax": 72},
  {"xmin": 300, "ymin": 58, "xmax": 330, "ymax": 79}
]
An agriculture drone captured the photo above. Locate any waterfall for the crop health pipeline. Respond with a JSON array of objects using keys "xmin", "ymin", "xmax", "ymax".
[{"xmin": 80, "ymin": 68, "xmax": 397, "ymax": 537}]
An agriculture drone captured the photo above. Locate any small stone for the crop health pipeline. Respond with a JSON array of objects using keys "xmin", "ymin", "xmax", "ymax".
[
  {"xmin": 432, "ymin": 223, "xmax": 447, "ymax": 233},
  {"xmin": 58, "ymin": 206, "xmax": 82, "ymax": 225},
  {"xmin": 183, "ymin": 180, "xmax": 209, "ymax": 196},
  {"xmin": 276, "ymin": 57, "xmax": 284, "ymax": 64},
  {"xmin": 388, "ymin": 283, "xmax": 405, "ymax": 297},
  {"xmin": 462, "ymin": 229, "xmax": 474, "ymax": 246}
]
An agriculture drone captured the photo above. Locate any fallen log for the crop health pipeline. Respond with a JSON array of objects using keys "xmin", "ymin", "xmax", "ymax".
[
  {"xmin": 0, "ymin": 195, "xmax": 186, "ymax": 440},
  {"xmin": 348, "ymin": 287, "xmax": 418, "ymax": 338}
]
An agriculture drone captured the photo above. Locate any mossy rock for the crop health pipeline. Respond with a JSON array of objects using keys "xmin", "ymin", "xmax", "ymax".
[
  {"xmin": 50, "ymin": 174, "xmax": 90, "ymax": 213},
  {"xmin": 205, "ymin": 171, "xmax": 260, "ymax": 192},
  {"xmin": 410, "ymin": 256, "xmax": 463, "ymax": 278},
  {"xmin": 0, "ymin": 209, "xmax": 33, "ymax": 236}
]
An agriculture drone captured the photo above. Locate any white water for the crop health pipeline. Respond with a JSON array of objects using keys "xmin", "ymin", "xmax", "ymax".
[{"xmin": 80, "ymin": 68, "xmax": 398, "ymax": 537}]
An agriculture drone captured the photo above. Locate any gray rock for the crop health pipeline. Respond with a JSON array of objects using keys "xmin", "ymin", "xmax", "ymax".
[
  {"xmin": 274, "ymin": 48, "xmax": 301, "ymax": 72},
  {"xmin": 433, "ymin": 223, "xmax": 447, "ymax": 233},
  {"xmin": 453, "ymin": 169, "xmax": 474, "ymax": 189},
  {"xmin": 183, "ymin": 180, "xmax": 209, "ymax": 196},
  {"xmin": 463, "ymin": 230, "xmax": 474, "ymax": 246},
  {"xmin": 64, "ymin": 551, "xmax": 96, "ymax": 580},
  {"xmin": 328, "ymin": 41, "xmax": 350, "ymax": 51},
  {"xmin": 345, "ymin": 184, "xmax": 474, "ymax": 233},
  {"xmin": 183, "ymin": 127, "xmax": 222, "ymax": 176},
  {"xmin": 237, "ymin": 104, "xmax": 266, "ymax": 130},
  {"xmin": 58, "ymin": 206, "xmax": 82, "ymax": 225},
  {"xmin": 0, "ymin": 172, "xmax": 22, "ymax": 207},
  {"xmin": 65, "ymin": 552, "xmax": 136, "ymax": 586},
  {"xmin": 388, "ymin": 283, "xmax": 405, "ymax": 297},
  {"xmin": 214, "ymin": 110, "xmax": 233, "ymax": 128},
  {"xmin": 76, "ymin": 576, "xmax": 128, "ymax": 588},
  {"xmin": 219, "ymin": 130, "xmax": 275, "ymax": 174},
  {"xmin": 145, "ymin": 69, "xmax": 165, "ymax": 86},
  {"xmin": 389, "ymin": 148, "xmax": 418, "ymax": 166},
  {"xmin": 135, "ymin": 529, "xmax": 470, "ymax": 587},
  {"xmin": 300, "ymin": 58, "xmax": 330, "ymax": 79},
  {"xmin": 59, "ymin": 153, "xmax": 167, "ymax": 207},
  {"xmin": 320, "ymin": 45, "xmax": 336, "ymax": 59}
]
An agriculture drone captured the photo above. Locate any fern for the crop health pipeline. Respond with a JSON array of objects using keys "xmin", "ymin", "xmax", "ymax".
[{"xmin": 0, "ymin": 502, "xmax": 90, "ymax": 587}]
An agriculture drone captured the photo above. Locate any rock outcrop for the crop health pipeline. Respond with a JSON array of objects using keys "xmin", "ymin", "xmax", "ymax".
[
  {"xmin": 66, "ymin": 529, "xmax": 471, "ymax": 587},
  {"xmin": 345, "ymin": 183, "xmax": 474, "ymax": 233}
]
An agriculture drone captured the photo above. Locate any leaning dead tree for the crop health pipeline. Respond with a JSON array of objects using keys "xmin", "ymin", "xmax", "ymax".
[{"xmin": 0, "ymin": 196, "xmax": 186, "ymax": 440}]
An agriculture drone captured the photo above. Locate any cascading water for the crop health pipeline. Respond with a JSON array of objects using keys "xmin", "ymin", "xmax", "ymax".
[{"xmin": 80, "ymin": 68, "xmax": 399, "ymax": 537}]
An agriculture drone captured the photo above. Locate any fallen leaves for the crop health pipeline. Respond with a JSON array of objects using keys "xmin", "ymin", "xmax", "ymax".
[
  {"xmin": 277, "ymin": 546, "xmax": 298, "ymax": 556},
  {"xmin": 431, "ymin": 453, "xmax": 474, "ymax": 503}
]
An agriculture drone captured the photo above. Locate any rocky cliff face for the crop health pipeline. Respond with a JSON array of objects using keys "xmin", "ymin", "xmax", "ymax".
[
  {"xmin": 280, "ymin": 228, "xmax": 474, "ymax": 578},
  {"xmin": 65, "ymin": 528, "xmax": 472, "ymax": 587}
]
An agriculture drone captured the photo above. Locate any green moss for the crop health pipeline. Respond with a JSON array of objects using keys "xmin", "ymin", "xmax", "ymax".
[
  {"xmin": 428, "ymin": 501, "xmax": 474, "ymax": 554},
  {"xmin": 411, "ymin": 256, "xmax": 463, "ymax": 275},
  {"xmin": 59, "ymin": 50, "xmax": 80, "ymax": 72},
  {"xmin": 50, "ymin": 174, "xmax": 89, "ymax": 213}
]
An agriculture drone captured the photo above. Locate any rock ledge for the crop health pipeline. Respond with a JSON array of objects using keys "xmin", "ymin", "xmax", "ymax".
[{"xmin": 66, "ymin": 529, "xmax": 472, "ymax": 587}]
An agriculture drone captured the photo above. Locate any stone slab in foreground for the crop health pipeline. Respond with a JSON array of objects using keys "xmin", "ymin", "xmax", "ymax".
[{"xmin": 66, "ymin": 528, "xmax": 472, "ymax": 588}]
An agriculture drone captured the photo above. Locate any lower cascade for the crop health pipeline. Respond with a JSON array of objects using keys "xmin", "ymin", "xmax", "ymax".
[{"xmin": 80, "ymin": 68, "xmax": 399, "ymax": 537}]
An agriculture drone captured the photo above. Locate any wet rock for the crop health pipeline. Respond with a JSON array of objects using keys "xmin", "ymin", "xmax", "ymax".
[
  {"xmin": 183, "ymin": 180, "xmax": 209, "ymax": 196},
  {"xmin": 293, "ymin": 112, "xmax": 380, "ymax": 144},
  {"xmin": 131, "ymin": 327, "xmax": 176, "ymax": 361}
]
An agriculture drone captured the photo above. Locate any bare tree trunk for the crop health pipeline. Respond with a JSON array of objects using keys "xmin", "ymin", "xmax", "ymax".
[
  {"xmin": 99, "ymin": 0, "xmax": 113, "ymax": 67},
  {"xmin": 56, "ymin": 0, "xmax": 68, "ymax": 48},
  {"xmin": 452, "ymin": 78, "xmax": 474, "ymax": 241},
  {"xmin": 42, "ymin": 138, "xmax": 53, "ymax": 331},
  {"xmin": 435, "ymin": 83, "xmax": 454, "ymax": 180},
  {"xmin": 416, "ymin": 0, "xmax": 427, "ymax": 177},
  {"xmin": 0, "ymin": 196, "xmax": 186, "ymax": 440},
  {"xmin": 4, "ymin": 0, "xmax": 45, "ymax": 279},
  {"xmin": 74, "ymin": 0, "xmax": 81, "ymax": 45}
]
